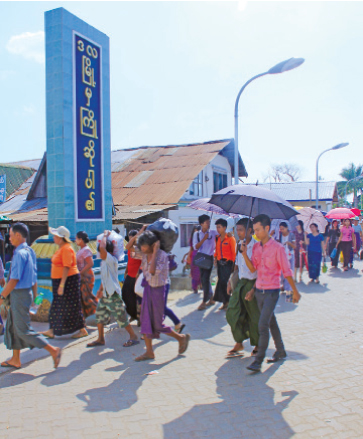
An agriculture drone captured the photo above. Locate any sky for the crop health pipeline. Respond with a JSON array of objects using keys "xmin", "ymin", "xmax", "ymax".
[{"xmin": 0, "ymin": 0, "xmax": 362, "ymax": 184}]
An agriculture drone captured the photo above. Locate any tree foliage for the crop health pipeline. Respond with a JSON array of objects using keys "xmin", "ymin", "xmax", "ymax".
[{"xmin": 338, "ymin": 163, "xmax": 363, "ymax": 207}]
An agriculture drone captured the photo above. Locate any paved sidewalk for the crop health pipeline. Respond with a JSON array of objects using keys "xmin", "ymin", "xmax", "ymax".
[{"xmin": 1, "ymin": 260, "xmax": 363, "ymax": 438}]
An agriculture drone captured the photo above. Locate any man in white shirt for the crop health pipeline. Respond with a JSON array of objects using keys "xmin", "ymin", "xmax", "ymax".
[
  {"xmin": 226, "ymin": 218, "xmax": 260, "ymax": 357},
  {"xmin": 87, "ymin": 231, "xmax": 139, "ymax": 348}
]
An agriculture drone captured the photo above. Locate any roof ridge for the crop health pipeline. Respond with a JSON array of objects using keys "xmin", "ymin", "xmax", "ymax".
[
  {"xmin": 111, "ymin": 138, "xmax": 233, "ymax": 153},
  {"xmin": 0, "ymin": 163, "xmax": 36, "ymax": 171}
]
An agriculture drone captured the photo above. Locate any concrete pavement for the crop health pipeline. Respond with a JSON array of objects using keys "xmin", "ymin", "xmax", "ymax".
[{"xmin": 1, "ymin": 259, "xmax": 363, "ymax": 438}]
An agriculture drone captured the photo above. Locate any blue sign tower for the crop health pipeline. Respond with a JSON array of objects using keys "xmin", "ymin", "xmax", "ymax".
[{"xmin": 45, "ymin": 8, "xmax": 112, "ymax": 238}]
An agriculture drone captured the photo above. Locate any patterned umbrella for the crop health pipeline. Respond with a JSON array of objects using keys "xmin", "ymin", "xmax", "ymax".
[
  {"xmin": 187, "ymin": 198, "xmax": 241, "ymax": 218},
  {"xmin": 351, "ymin": 208, "xmax": 361, "ymax": 216},
  {"xmin": 296, "ymin": 207, "xmax": 328, "ymax": 233},
  {"xmin": 325, "ymin": 208, "xmax": 356, "ymax": 220}
]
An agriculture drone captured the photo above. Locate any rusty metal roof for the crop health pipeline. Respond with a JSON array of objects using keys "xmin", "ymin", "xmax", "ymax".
[{"xmin": 0, "ymin": 139, "xmax": 247, "ymax": 223}]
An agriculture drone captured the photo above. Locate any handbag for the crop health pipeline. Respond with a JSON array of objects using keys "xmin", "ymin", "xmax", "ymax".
[
  {"xmin": 322, "ymin": 256, "xmax": 328, "ymax": 274},
  {"xmin": 330, "ymin": 248, "xmax": 337, "ymax": 259},
  {"xmin": 192, "ymin": 231, "xmax": 214, "ymax": 270},
  {"xmin": 134, "ymin": 272, "xmax": 144, "ymax": 297}
]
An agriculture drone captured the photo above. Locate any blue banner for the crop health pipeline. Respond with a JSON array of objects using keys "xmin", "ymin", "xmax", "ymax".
[
  {"xmin": 74, "ymin": 33, "xmax": 104, "ymax": 221},
  {"xmin": 0, "ymin": 175, "xmax": 6, "ymax": 203}
]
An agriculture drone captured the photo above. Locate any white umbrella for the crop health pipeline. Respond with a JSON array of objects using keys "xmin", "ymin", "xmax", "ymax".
[{"xmin": 296, "ymin": 207, "xmax": 328, "ymax": 233}]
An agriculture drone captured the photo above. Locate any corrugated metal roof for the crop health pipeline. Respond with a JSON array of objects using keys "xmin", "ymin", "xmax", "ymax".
[
  {"xmin": 0, "ymin": 164, "xmax": 35, "ymax": 199},
  {"xmin": 8, "ymin": 159, "xmax": 42, "ymax": 171},
  {"xmin": 124, "ymin": 170, "xmax": 154, "ymax": 188},
  {"xmin": 113, "ymin": 204, "xmax": 176, "ymax": 221},
  {"xmin": 1, "ymin": 139, "xmax": 248, "ymax": 223},
  {"xmin": 247, "ymin": 181, "xmax": 338, "ymax": 202}
]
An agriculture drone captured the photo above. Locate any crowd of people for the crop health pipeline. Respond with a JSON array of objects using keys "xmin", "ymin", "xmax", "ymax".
[
  {"xmin": 0, "ymin": 210, "xmax": 361, "ymax": 372},
  {"xmin": 0, "ymin": 222, "xmax": 190, "ymax": 369}
]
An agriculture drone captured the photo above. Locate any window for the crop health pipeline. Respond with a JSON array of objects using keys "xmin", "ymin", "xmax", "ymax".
[
  {"xmin": 213, "ymin": 172, "xmax": 228, "ymax": 192},
  {"xmin": 180, "ymin": 223, "xmax": 198, "ymax": 248},
  {"xmin": 189, "ymin": 172, "xmax": 203, "ymax": 197}
]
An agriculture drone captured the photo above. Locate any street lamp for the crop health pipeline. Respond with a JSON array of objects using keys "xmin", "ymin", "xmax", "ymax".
[
  {"xmin": 315, "ymin": 143, "xmax": 349, "ymax": 210},
  {"xmin": 234, "ymin": 57, "xmax": 305, "ymax": 185}
]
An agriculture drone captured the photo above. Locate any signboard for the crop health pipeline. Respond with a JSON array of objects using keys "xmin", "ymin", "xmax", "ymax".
[
  {"xmin": 73, "ymin": 33, "xmax": 104, "ymax": 221},
  {"xmin": 0, "ymin": 175, "xmax": 6, "ymax": 203}
]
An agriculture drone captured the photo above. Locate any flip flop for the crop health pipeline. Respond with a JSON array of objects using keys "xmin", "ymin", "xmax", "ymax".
[
  {"xmin": 226, "ymin": 352, "xmax": 244, "ymax": 359},
  {"xmin": 135, "ymin": 354, "xmax": 155, "ymax": 362},
  {"xmin": 86, "ymin": 341, "xmax": 105, "ymax": 348},
  {"xmin": 53, "ymin": 349, "xmax": 62, "ymax": 369},
  {"xmin": 71, "ymin": 332, "xmax": 88, "ymax": 339},
  {"xmin": 1, "ymin": 361, "xmax": 21, "ymax": 369},
  {"xmin": 176, "ymin": 324, "xmax": 185, "ymax": 334},
  {"xmin": 179, "ymin": 334, "xmax": 191, "ymax": 355},
  {"xmin": 123, "ymin": 339, "xmax": 140, "ymax": 348}
]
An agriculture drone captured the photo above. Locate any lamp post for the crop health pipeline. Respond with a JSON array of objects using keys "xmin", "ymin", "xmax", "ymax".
[
  {"xmin": 234, "ymin": 57, "xmax": 305, "ymax": 185},
  {"xmin": 315, "ymin": 143, "xmax": 349, "ymax": 210}
]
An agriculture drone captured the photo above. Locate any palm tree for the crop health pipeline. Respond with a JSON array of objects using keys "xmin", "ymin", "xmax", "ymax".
[{"xmin": 339, "ymin": 163, "xmax": 363, "ymax": 207}]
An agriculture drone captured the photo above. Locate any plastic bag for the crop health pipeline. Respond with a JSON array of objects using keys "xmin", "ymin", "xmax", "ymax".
[
  {"xmin": 146, "ymin": 218, "xmax": 179, "ymax": 252},
  {"xmin": 134, "ymin": 273, "xmax": 144, "ymax": 297},
  {"xmin": 97, "ymin": 230, "xmax": 124, "ymax": 261},
  {"xmin": 330, "ymin": 248, "xmax": 337, "ymax": 259}
]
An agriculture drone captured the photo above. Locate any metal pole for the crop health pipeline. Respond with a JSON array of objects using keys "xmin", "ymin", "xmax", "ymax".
[
  {"xmin": 315, "ymin": 155, "xmax": 319, "ymax": 210},
  {"xmin": 234, "ymin": 72, "xmax": 268, "ymax": 186}
]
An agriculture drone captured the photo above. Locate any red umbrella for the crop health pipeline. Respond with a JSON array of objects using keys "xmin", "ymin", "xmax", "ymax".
[
  {"xmin": 351, "ymin": 208, "xmax": 361, "ymax": 216},
  {"xmin": 325, "ymin": 208, "xmax": 356, "ymax": 219}
]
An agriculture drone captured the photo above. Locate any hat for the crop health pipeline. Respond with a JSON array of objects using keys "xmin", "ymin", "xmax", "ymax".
[
  {"xmin": 354, "ymin": 216, "xmax": 359, "ymax": 221},
  {"xmin": 49, "ymin": 226, "xmax": 71, "ymax": 243}
]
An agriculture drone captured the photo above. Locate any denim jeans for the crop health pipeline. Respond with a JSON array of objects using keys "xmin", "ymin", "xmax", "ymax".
[
  {"xmin": 254, "ymin": 289, "xmax": 284, "ymax": 364},
  {"xmin": 164, "ymin": 284, "xmax": 180, "ymax": 326},
  {"xmin": 200, "ymin": 267, "xmax": 213, "ymax": 303}
]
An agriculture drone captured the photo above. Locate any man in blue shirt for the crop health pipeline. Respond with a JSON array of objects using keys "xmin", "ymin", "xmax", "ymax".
[{"xmin": 0, "ymin": 223, "xmax": 61, "ymax": 370}]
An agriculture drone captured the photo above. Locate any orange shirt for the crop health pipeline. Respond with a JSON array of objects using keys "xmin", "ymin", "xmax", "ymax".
[
  {"xmin": 215, "ymin": 235, "xmax": 236, "ymax": 262},
  {"xmin": 51, "ymin": 244, "xmax": 79, "ymax": 279}
]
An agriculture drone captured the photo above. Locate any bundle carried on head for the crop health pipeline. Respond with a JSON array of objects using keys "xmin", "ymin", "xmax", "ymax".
[{"xmin": 146, "ymin": 218, "xmax": 179, "ymax": 252}]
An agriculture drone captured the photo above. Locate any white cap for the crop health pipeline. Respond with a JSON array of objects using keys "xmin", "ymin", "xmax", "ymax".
[{"xmin": 49, "ymin": 226, "xmax": 71, "ymax": 243}]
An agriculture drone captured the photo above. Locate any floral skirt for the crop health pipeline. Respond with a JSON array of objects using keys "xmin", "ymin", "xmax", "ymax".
[
  {"xmin": 80, "ymin": 270, "xmax": 97, "ymax": 318},
  {"xmin": 50, "ymin": 273, "xmax": 85, "ymax": 336}
]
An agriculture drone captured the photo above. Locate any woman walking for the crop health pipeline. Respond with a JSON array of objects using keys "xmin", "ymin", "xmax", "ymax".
[
  {"xmin": 123, "ymin": 229, "xmax": 143, "ymax": 322},
  {"xmin": 305, "ymin": 223, "xmax": 325, "ymax": 283},
  {"xmin": 352, "ymin": 217, "xmax": 362, "ymax": 254},
  {"xmin": 135, "ymin": 230, "xmax": 190, "ymax": 361},
  {"xmin": 42, "ymin": 226, "xmax": 88, "ymax": 339},
  {"xmin": 336, "ymin": 219, "xmax": 356, "ymax": 271},
  {"xmin": 293, "ymin": 220, "xmax": 306, "ymax": 282},
  {"xmin": 326, "ymin": 220, "xmax": 340, "ymax": 268},
  {"xmin": 213, "ymin": 219, "xmax": 236, "ymax": 310},
  {"xmin": 76, "ymin": 231, "xmax": 97, "ymax": 319}
]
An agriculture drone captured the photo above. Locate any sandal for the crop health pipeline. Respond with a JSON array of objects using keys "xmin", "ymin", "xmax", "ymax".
[
  {"xmin": 179, "ymin": 334, "xmax": 191, "ymax": 355},
  {"xmin": 1, "ymin": 361, "xmax": 21, "ymax": 369},
  {"xmin": 251, "ymin": 348, "xmax": 258, "ymax": 356},
  {"xmin": 226, "ymin": 351, "xmax": 244, "ymax": 358},
  {"xmin": 219, "ymin": 304, "xmax": 228, "ymax": 311},
  {"xmin": 71, "ymin": 331, "xmax": 88, "ymax": 339},
  {"xmin": 175, "ymin": 324, "xmax": 185, "ymax": 334},
  {"xmin": 135, "ymin": 353, "xmax": 155, "ymax": 362},
  {"xmin": 197, "ymin": 303, "xmax": 207, "ymax": 311},
  {"xmin": 123, "ymin": 339, "xmax": 140, "ymax": 348},
  {"xmin": 86, "ymin": 341, "xmax": 105, "ymax": 347}
]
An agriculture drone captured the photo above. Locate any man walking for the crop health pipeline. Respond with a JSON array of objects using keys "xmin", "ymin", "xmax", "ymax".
[
  {"xmin": 193, "ymin": 215, "xmax": 218, "ymax": 311},
  {"xmin": 241, "ymin": 214, "xmax": 301, "ymax": 372},
  {"xmin": 0, "ymin": 223, "xmax": 61, "ymax": 370}
]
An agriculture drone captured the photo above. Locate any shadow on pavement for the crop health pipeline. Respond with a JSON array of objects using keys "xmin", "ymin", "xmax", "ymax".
[
  {"xmin": 296, "ymin": 281, "xmax": 330, "ymax": 294},
  {"xmin": 76, "ymin": 353, "xmax": 180, "ymax": 412},
  {"xmin": 163, "ymin": 359, "xmax": 298, "ymax": 439}
]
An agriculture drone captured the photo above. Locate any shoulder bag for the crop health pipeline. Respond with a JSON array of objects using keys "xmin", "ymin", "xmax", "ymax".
[{"xmin": 193, "ymin": 232, "xmax": 214, "ymax": 270}]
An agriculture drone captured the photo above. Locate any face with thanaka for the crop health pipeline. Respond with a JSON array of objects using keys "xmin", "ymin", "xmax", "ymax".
[
  {"xmin": 216, "ymin": 224, "xmax": 227, "ymax": 236},
  {"xmin": 200, "ymin": 219, "xmax": 210, "ymax": 232},
  {"xmin": 253, "ymin": 222, "xmax": 270, "ymax": 241}
]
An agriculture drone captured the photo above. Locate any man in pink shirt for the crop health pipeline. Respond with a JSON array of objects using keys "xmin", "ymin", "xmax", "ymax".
[{"xmin": 241, "ymin": 214, "xmax": 301, "ymax": 372}]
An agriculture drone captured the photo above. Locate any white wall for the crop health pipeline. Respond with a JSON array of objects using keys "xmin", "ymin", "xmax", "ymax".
[{"xmin": 169, "ymin": 153, "xmax": 234, "ymax": 274}]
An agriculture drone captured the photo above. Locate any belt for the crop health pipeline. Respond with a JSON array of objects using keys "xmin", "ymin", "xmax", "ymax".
[{"xmin": 256, "ymin": 288, "xmax": 280, "ymax": 294}]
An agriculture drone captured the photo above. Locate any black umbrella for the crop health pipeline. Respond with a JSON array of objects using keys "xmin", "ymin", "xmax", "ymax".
[{"xmin": 209, "ymin": 184, "xmax": 299, "ymax": 220}]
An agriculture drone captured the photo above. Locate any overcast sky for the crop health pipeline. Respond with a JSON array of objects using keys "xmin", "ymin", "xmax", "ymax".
[{"xmin": 1, "ymin": 1, "xmax": 362, "ymax": 183}]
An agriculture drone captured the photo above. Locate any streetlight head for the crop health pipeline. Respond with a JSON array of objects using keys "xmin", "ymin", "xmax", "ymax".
[
  {"xmin": 332, "ymin": 142, "xmax": 349, "ymax": 150},
  {"xmin": 268, "ymin": 57, "xmax": 305, "ymax": 75}
]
